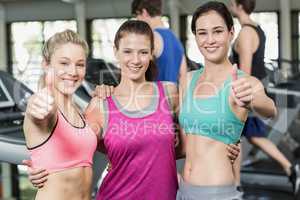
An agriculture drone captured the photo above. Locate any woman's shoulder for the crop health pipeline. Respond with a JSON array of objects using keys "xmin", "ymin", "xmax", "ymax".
[
  {"xmin": 160, "ymin": 81, "xmax": 177, "ymax": 92},
  {"xmin": 158, "ymin": 81, "xmax": 178, "ymax": 111},
  {"xmin": 86, "ymin": 97, "xmax": 107, "ymax": 115}
]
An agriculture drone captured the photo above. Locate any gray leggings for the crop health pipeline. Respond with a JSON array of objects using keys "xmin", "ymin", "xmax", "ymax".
[{"xmin": 176, "ymin": 178, "xmax": 243, "ymax": 200}]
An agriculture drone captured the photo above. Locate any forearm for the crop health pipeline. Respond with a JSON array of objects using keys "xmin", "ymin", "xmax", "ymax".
[{"xmin": 250, "ymin": 94, "xmax": 277, "ymax": 118}]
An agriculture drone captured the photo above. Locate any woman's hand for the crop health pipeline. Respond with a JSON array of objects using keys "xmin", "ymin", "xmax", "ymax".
[
  {"xmin": 26, "ymin": 70, "xmax": 56, "ymax": 121},
  {"xmin": 226, "ymin": 143, "xmax": 241, "ymax": 163},
  {"xmin": 92, "ymin": 84, "xmax": 115, "ymax": 99},
  {"xmin": 231, "ymin": 64, "xmax": 253, "ymax": 109},
  {"xmin": 22, "ymin": 159, "xmax": 49, "ymax": 188}
]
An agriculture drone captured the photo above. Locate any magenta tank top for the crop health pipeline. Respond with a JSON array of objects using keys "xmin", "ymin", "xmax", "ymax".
[{"xmin": 96, "ymin": 82, "xmax": 178, "ymax": 200}]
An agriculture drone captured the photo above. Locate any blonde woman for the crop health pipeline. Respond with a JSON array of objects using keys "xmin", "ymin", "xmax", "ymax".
[{"xmin": 23, "ymin": 30, "xmax": 98, "ymax": 200}]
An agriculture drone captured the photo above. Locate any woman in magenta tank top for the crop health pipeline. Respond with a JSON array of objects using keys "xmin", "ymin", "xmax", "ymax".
[{"xmin": 84, "ymin": 20, "xmax": 180, "ymax": 200}]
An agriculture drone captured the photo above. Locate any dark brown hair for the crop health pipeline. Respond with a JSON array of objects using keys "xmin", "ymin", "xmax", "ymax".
[
  {"xmin": 191, "ymin": 1, "xmax": 234, "ymax": 34},
  {"xmin": 235, "ymin": 0, "xmax": 256, "ymax": 14},
  {"xmin": 131, "ymin": 0, "xmax": 162, "ymax": 17}
]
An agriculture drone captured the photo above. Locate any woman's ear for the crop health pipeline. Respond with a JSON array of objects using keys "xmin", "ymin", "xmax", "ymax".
[
  {"xmin": 113, "ymin": 46, "xmax": 118, "ymax": 60},
  {"xmin": 42, "ymin": 59, "xmax": 50, "ymax": 71},
  {"xmin": 229, "ymin": 27, "xmax": 235, "ymax": 42}
]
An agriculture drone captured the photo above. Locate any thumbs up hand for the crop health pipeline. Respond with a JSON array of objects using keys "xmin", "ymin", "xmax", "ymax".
[
  {"xmin": 26, "ymin": 69, "xmax": 56, "ymax": 120},
  {"xmin": 231, "ymin": 64, "xmax": 253, "ymax": 109}
]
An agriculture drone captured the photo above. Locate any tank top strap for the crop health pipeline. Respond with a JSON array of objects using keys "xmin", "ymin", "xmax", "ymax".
[
  {"xmin": 242, "ymin": 24, "xmax": 262, "ymax": 37},
  {"xmin": 106, "ymin": 96, "xmax": 120, "ymax": 113},
  {"xmin": 156, "ymin": 81, "xmax": 165, "ymax": 101},
  {"xmin": 156, "ymin": 81, "xmax": 171, "ymax": 113},
  {"xmin": 186, "ymin": 68, "xmax": 204, "ymax": 99}
]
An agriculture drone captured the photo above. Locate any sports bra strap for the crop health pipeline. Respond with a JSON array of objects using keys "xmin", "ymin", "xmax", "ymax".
[{"xmin": 187, "ymin": 69, "xmax": 204, "ymax": 99}]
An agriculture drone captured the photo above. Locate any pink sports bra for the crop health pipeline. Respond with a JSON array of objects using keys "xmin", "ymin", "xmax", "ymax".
[{"xmin": 28, "ymin": 110, "xmax": 98, "ymax": 173}]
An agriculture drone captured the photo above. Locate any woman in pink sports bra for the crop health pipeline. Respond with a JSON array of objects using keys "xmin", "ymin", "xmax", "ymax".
[{"xmin": 23, "ymin": 30, "xmax": 98, "ymax": 200}]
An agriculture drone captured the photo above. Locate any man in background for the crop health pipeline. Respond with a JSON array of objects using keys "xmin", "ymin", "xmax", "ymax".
[{"xmin": 230, "ymin": 0, "xmax": 300, "ymax": 196}]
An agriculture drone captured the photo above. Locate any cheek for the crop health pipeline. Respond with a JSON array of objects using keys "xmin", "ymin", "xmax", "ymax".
[
  {"xmin": 141, "ymin": 56, "xmax": 151, "ymax": 66},
  {"xmin": 119, "ymin": 55, "xmax": 130, "ymax": 64},
  {"xmin": 196, "ymin": 36, "xmax": 206, "ymax": 47},
  {"xmin": 79, "ymin": 67, "xmax": 86, "ymax": 75}
]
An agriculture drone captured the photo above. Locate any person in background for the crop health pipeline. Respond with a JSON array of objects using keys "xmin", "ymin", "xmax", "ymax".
[
  {"xmin": 229, "ymin": 0, "xmax": 300, "ymax": 194},
  {"xmin": 131, "ymin": 0, "xmax": 188, "ymax": 84}
]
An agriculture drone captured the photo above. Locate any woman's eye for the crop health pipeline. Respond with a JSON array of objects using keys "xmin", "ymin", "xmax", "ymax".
[
  {"xmin": 197, "ymin": 32, "xmax": 206, "ymax": 35},
  {"xmin": 77, "ymin": 64, "xmax": 85, "ymax": 68}
]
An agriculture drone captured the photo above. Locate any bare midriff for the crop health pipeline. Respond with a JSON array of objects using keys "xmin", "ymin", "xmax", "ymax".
[
  {"xmin": 35, "ymin": 167, "xmax": 93, "ymax": 200},
  {"xmin": 183, "ymin": 134, "xmax": 234, "ymax": 186}
]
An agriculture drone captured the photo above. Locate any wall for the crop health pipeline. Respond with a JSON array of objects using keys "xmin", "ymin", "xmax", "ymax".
[{"xmin": 2, "ymin": 0, "xmax": 298, "ymax": 22}]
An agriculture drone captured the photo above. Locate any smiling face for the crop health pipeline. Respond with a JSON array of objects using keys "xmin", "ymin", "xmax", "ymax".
[
  {"xmin": 194, "ymin": 10, "xmax": 234, "ymax": 65},
  {"xmin": 114, "ymin": 33, "xmax": 152, "ymax": 82},
  {"xmin": 45, "ymin": 43, "xmax": 86, "ymax": 95}
]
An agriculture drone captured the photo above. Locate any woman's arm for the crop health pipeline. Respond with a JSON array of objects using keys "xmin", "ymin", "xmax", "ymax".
[
  {"xmin": 24, "ymin": 70, "xmax": 57, "ymax": 150},
  {"xmin": 84, "ymin": 97, "xmax": 107, "ymax": 153},
  {"xmin": 22, "ymin": 71, "xmax": 57, "ymax": 189},
  {"xmin": 162, "ymin": 81, "xmax": 186, "ymax": 159},
  {"xmin": 248, "ymin": 77, "xmax": 277, "ymax": 118},
  {"xmin": 232, "ymin": 75, "xmax": 277, "ymax": 118},
  {"xmin": 235, "ymin": 27, "xmax": 256, "ymax": 75}
]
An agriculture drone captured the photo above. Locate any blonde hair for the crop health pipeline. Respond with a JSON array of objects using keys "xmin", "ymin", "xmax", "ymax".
[
  {"xmin": 39, "ymin": 29, "xmax": 89, "ymax": 89},
  {"xmin": 43, "ymin": 29, "xmax": 89, "ymax": 63}
]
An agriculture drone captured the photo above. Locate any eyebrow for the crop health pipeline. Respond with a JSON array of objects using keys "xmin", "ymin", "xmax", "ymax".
[
  {"xmin": 59, "ymin": 57, "xmax": 70, "ymax": 60},
  {"xmin": 59, "ymin": 57, "xmax": 85, "ymax": 62},
  {"xmin": 122, "ymin": 48, "xmax": 150, "ymax": 51},
  {"xmin": 196, "ymin": 26, "xmax": 225, "ymax": 32}
]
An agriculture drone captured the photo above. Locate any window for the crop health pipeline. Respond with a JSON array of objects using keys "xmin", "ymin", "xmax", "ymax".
[
  {"xmin": 185, "ymin": 12, "xmax": 279, "ymax": 64},
  {"xmin": 186, "ymin": 15, "xmax": 204, "ymax": 64},
  {"xmin": 91, "ymin": 18, "xmax": 128, "ymax": 64},
  {"xmin": 10, "ymin": 20, "xmax": 77, "ymax": 92},
  {"xmin": 298, "ymin": 12, "xmax": 300, "ymax": 60}
]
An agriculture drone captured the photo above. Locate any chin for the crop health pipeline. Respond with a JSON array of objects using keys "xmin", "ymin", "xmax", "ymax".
[
  {"xmin": 205, "ymin": 56, "xmax": 220, "ymax": 63},
  {"xmin": 57, "ymin": 85, "xmax": 80, "ymax": 95},
  {"xmin": 124, "ymin": 72, "xmax": 145, "ymax": 82}
]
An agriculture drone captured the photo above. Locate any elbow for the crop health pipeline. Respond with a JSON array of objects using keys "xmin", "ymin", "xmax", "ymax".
[
  {"xmin": 271, "ymin": 104, "xmax": 278, "ymax": 119},
  {"xmin": 267, "ymin": 101, "xmax": 277, "ymax": 119}
]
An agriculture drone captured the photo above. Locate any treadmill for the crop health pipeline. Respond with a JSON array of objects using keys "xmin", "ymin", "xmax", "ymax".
[
  {"xmin": 0, "ymin": 70, "xmax": 32, "ymax": 164},
  {"xmin": 241, "ymin": 63, "xmax": 300, "ymax": 199},
  {"xmin": 0, "ymin": 59, "xmax": 120, "ymax": 165}
]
